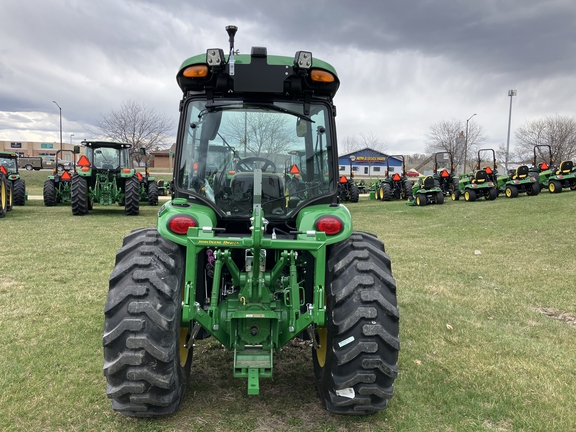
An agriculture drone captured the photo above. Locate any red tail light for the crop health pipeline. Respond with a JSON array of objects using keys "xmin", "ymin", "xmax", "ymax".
[
  {"xmin": 77, "ymin": 155, "xmax": 90, "ymax": 167},
  {"xmin": 315, "ymin": 216, "xmax": 344, "ymax": 235},
  {"xmin": 168, "ymin": 215, "xmax": 198, "ymax": 235}
]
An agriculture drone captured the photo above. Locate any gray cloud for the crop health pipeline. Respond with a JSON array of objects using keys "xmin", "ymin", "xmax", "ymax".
[{"xmin": 1, "ymin": 0, "xmax": 575, "ymax": 154}]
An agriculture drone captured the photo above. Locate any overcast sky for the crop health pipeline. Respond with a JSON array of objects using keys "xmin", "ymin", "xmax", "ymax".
[{"xmin": 1, "ymin": 0, "xmax": 575, "ymax": 155}]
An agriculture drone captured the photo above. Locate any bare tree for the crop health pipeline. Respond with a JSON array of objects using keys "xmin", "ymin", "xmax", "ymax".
[
  {"xmin": 425, "ymin": 118, "xmax": 487, "ymax": 173},
  {"xmin": 94, "ymin": 100, "xmax": 173, "ymax": 163},
  {"xmin": 221, "ymin": 112, "xmax": 294, "ymax": 160},
  {"xmin": 514, "ymin": 115, "xmax": 576, "ymax": 163}
]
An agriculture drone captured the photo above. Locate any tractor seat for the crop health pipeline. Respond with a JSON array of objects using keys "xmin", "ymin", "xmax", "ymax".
[
  {"xmin": 422, "ymin": 175, "xmax": 435, "ymax": 189},
  {"xmin": 513, "ymin": 165, "xmax": 529, "ymax": 180},
  {"xmin": 472, "ymin": 170, "xmax": 487, "ymax": 184},
  {"xmin": 556, "ymin": 160, "xmax": 573, "ymax": 175},
  {"xmin": 230, "ymin": 172, "xmax": 284, "ymax": 214}
]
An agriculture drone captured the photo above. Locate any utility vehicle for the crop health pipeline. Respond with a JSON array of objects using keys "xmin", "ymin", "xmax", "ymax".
[{"xmin": 103, "ymin": 26, "xmax": 399, "ymax": 417}]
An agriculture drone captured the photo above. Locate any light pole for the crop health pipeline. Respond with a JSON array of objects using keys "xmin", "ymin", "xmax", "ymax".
[
  {"xmin": 463, "ymin": 113, "xmax": 477, "ymax": 174},
  {"xmin": 69, "ymin": 134, "xmax": 74, "ymax": 144},
  {"xmin": 53, "ymin": 101, "xmax": 63, "ymax": 153},
  {"xmin": 505, "ymin": 90, "xmax": 517, "ymax": 172}
]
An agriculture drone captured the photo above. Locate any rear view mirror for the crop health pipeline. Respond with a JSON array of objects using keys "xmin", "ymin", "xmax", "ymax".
[{"xmin": 73, "ymin": 145, "xmax": 81, "ymax": 154}]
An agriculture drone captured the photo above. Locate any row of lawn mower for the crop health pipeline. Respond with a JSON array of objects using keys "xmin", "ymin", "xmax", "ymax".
[{"xmin": 360, "ymin": 145, "xmax": 576, "ymax": 207}]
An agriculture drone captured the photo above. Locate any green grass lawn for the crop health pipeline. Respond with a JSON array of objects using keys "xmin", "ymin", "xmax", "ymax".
[{"xmin": 0, "ymin": 192, "xmax": 575, "ymax": 431}]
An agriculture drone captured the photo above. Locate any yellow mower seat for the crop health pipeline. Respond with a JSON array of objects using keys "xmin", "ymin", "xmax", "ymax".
[
  {"xmin": 472, "ymin": 170, "xmax": 487, "ymax": 184},
  {"xmin": 513, "ymin": 165, "xmax": 529, "ymax": 180},
  {"xmin": 556, "ymin": 160, "xmax": 573, "ymax": 175}
]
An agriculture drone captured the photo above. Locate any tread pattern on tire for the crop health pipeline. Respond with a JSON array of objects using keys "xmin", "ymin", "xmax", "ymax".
[
  {"xmin": 147, "ymin": 180, "xmax": 159, "ymax": 206},
  {"xmin": 315, "ymin": 231, "xmax": 399, "ymax": 415},
  {"xmin": 103, "ymin": 228, "xmax": 191, "ymax": 417},
  {"xmin": 71, "ymin": 174, "xmax": 89, "ymax": 215},
  {"xmin": 124, "ymin": 177, "xmax": 140, "ymax": 215},
  {"xmin": 12, "ymin": 179, "xmax": 26, "ymax": 206},
  {"xmin": 43, "ymin": 180, "xmax": 56, "ymax": 206}
]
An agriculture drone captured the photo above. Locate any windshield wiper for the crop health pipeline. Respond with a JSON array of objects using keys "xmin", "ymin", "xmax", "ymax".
[{"xmin": 198, "ymin": 102, "xmax": 314, "ymax": 123}]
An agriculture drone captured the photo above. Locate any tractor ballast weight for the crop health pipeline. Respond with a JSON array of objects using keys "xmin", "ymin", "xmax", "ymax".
[
  {"xmin": 103, "ymin": 27, "xmax": 399, "ymax": 417},
  {"xmin": 43, "ymin": 148, "xmax": 79, "ymax": 206},
  {"xmin": 452, "ymin": 149, "xmax": 498, "ymax": 202},
  {"xmin": 529, "ymin": 145, "xmax": 576, "ymax": 193},
  {"xmin": 377, "ymin": 155, "xmax": 412, "ymax": 201},
  {"xmin": 0, "ymin": 151, "xmax": 26, "ymax": 207},
  {"xmin": 72, "ymin": 141, "xmax": 140, "ymax": 215}
]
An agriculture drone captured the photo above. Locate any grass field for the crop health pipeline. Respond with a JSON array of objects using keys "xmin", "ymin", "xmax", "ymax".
[{"xmin": 1, "ymin": 185, "xmax": 575, "ymax": 431}]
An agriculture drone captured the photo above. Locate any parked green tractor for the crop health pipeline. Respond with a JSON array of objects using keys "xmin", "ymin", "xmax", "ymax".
[
  {"xmin": 433, "ymin": 151, "xmax": 459, "ymax": 196},
  {"xmin": 376, "ymin": 155, "xmax": 412, "ymax": 201},
  {"xmin": 452, "ymin": 149, "xmax": 498, "ymax": 202},
  {"xmin": 72, "ymin": 141, "xmax": 140, "ymax": 215},
  {"xmin": 528, "ymin": 145, "xmax": 576, "ymax": 193},
  {"xmin": 496, "ymin": 161, "xmax": 540, "ymax": 198},
  {"xmin": 103, "ymin": 26, "xmax": 399, "ymax": 417},
  {"xmin": 135, "ymin": 148, "xmax": 159, "ymax": 206},
  {"xmin": 0, "ymin": 151, "xmax": 27, "ymax": 206},
  {"xmin": 43, "ymin": 149, "xmax": 79, "ymax": 206}
]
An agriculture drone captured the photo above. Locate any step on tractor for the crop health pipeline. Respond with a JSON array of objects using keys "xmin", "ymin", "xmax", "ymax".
[
  {"xmin": 0, "ymin": 151, "xmax": 27, "ymax": 207},
  {"xmin": 433, "ymin": 151, "xmax": 459, "ymax": 196},
  {"xmin": 408, "ymin": 175, "xmax": 444, "ymax": 206},
  {"xmin": 103, "ymin": 26, "xmax": 399, "ymax": 417},
  {"xmin": 376, "ymin": 155, "xmax": 412, "ymax": 201},
  {"xmin": 452, "ymin": 149, "xmax": 498, "ymax": 202},
  {"xmin": 72, "ymin": 141, "xmax": 140, "ymax": 215},
  {"xmin": 136, "ymin": 148, "xmax": 159, "ymax": 206},
  {"xmin": 43, "ymin": 149, "xmax": 79, "ymax": 206},
  {"xmin": 529, "ymin": 145, "xmax": 576, "ymax": 193}
]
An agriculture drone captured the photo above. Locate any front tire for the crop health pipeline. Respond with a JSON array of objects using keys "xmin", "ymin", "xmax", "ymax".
[
  {"xmin": 313, "ymin": 232, "xmax": 399, "ymax": 414},
  {"xmin": 12, "ymin": 179, "xmax": 26, "ymax": 206},
  {"xmin": 103, "ymin": 228, "xmax": 192, "ymax": 417},
  {"xmin": 147, "ymin": 180, "xmax": 159, "ymax": 206},
  {"xmin": 43, "ymin": 180, "xmax": 57, "ymax": 206}
]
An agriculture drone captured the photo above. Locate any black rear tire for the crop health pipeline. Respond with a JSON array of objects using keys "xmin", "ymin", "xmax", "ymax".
[
  {"xmin": 103, "ymin": 228, "xmax": 192, "ymax": 417},
  {"xmin": 124, "ymin": 177, "xmax": 140, "ymax": 215},
  {"xmin": 313, "ymin": 232, "xmax": 399, "ymax": 414},
  {"xmin": 147, "ymin": 180, "xmax": 159, "ymax": 206},
  {"xmin": 349, "ymin": 183, "xmax": 359, "ymax": 203},
  {"xmin": 72, "ymin": 174, "xmax": 89, "ymax": 215},
  {"xmin": 43, "ymin": 180, "xmax": 57, "ymax": 206},
  {"xmin": 12, "ymin": 179, "xmax": 26, "ymax": 206}
]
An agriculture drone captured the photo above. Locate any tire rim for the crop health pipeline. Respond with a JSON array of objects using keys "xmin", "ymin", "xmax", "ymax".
[
  {"xmin": 179, "ymin": 327, "xmax": 191, "ymax": 366},
  {"xmin": 315, "ymin": 327, "xmax": 327, "ymax": 367}
]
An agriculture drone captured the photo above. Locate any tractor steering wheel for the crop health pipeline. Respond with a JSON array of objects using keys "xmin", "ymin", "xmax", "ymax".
[{"xmin": 235, "ymin": 157, "xmax": 277, "ymax": 173}]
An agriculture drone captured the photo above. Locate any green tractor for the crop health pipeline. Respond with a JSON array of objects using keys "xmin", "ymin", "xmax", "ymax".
[
  {"xmin": 103, "ymin": 26, "xmax": 399, "ymax": 417},
  {"xmin": 452, "ymin": 149, "xmax": 498, "ymax": 202},
  {"xmin": 43, "ymin": 149, "xmax": 79, "ymax": 206},
  {"xmin": 433, "ymin": 151, "xmax": 459, "ymax": 196},
  {"xmin": 135, "ymin": 148, "xmax": 159, "ymax": 206},
  {"xmin": 376, "ymin": 155, "xmax": 412, "ymax": 201},
  {"xmin": 529, "ymin": 145, "xmax": 576, "ymax": 193},
  {"xmin": 72, "ymin": 141, "xmax": 140, "ymax": 215},
  {"xmin": 0, "ymin": 151, "xmax": 27, "ymax": 207},
  {"xmin": 408, "ymin": 175, "xmax": 444, "ymax": 206}
]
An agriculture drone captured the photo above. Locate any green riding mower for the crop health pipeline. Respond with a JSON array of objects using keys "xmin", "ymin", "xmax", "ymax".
[
  {"xmin": 433, "ymin": 151, "xmax": 459, "ymax": 196},
  {"xmin": 72, "ymin": 141, "xmax": 140, "ymax": 215},
  {"xmin": 408, "ymin": 175, "xmax": 444, "ymax": 206},
  {"xmin": 452, "ymin": 149, "xmax": 498, "ymax": 202},
  {"xmin": 43, "ymin": 149, "xmax": 79, "ymax": 206},
  {"xmin": 0, "ymin": 151, "xmax": 27, "ymax": 207},
  {"xmin": 496, "ymin": 165, "xmax": 540, "ymax": 198},
  {"xmin": 376, "ymin": 155, "xmax": 412, "ymax": 201},
  {"xmin": 103, "ymin": 26, "xmax": 399, "ymax": 417},
  {"xmin": 529, "ymin": 145, "xmax": 576, "ymax": 193}
]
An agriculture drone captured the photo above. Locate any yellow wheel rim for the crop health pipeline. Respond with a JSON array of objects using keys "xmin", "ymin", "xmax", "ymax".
[
  {"xmin": 316, "ymin": 327, "xmax": 327, "ymax": 367},
  {"xmin": 179, "ymin": 327, "xmax": 191, "ymax": 366}
]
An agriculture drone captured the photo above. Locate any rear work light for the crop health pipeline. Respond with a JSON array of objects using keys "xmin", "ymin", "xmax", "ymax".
[
  {"xmin": 315, "ymin": 216, "xmax": 344, "ymax": 235},
  {"xmin": 168, "ymin": 215, "xmax": 198, "ymax": 235}
]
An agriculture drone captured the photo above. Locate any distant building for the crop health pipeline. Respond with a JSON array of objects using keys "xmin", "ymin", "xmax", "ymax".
[
  {"xmin": 149, "ymin": 144, "xmax": 175, "ymax": 169},
  {"xmin": 0, "ymin": 140, "xmax": 78, "ymax": 161},
  {"xmin": 338, "ymin": 148, "xmax": 403, "ymax": 177}
]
